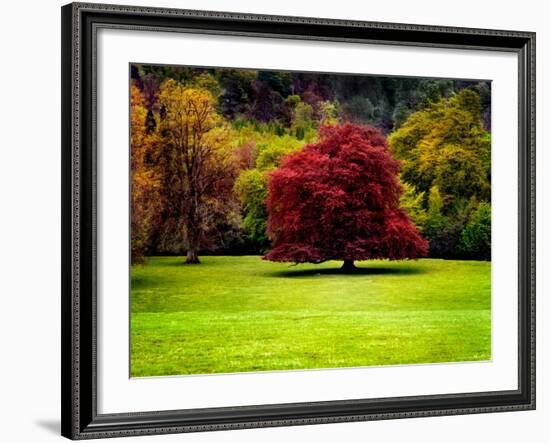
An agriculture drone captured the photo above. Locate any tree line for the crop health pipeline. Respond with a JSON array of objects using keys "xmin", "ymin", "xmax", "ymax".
[{"xmin": 130, "ymin": 64, "xmax": 491, "ymax": 263}]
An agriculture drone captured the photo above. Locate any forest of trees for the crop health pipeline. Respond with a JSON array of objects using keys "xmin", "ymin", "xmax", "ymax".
[{"xmin": 130, "ymin": 64, "xmax": 491, "ymax": 264}]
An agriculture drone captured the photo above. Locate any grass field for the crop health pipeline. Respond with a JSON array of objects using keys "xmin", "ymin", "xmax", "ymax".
[{"xmin": 130, "ymin": 256, "xmax": 491, "ymax": 377}]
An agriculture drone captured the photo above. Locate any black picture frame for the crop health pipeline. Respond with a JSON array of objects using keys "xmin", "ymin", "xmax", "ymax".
[{"xmin": 61, "ymin": 2, "xmax": 536, "ymax": 439}]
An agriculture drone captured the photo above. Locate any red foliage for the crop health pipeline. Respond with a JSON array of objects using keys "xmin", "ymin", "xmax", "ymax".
[{"xmin": 264, "ymin": 123, "xmax": 428, "ymax": 264}]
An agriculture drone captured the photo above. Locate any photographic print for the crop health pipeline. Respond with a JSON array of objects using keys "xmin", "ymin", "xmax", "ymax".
[{"xmin": 129, "ymin": 63, "xmax": 492, "ymax": 378}]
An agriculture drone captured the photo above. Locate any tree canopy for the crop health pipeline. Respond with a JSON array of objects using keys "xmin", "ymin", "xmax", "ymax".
[{"xmin": 264, "ymin": 123, "xmax": 428, "ymax": 268}]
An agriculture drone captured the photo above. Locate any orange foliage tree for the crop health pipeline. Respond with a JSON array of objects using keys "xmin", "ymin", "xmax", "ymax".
[{"xmin": 130, "ymin": 83, "xmax": 161, "ymax": 263}]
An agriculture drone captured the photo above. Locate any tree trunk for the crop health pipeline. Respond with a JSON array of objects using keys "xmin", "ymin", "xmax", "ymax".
[
  {"xmin": 185, "ymin": 248, "xmax": 200, "ymax": 264},
  {"xmin": 184, "ymin": 211, "xmax": 201, "ymax": 264},
  {"xmin": 341, "ymin": 259, "xmax": 357, "ymax": 273}
]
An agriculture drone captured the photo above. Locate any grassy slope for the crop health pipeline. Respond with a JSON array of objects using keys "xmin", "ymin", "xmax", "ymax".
[{"xmin": 131, "ymin": 256, "xmax": 491, "ymax": 377}]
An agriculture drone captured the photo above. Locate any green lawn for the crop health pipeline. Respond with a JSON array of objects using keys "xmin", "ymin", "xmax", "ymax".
[{"xmin": 130, "ymin": 256, "xmax": 491, "ymax": 377}]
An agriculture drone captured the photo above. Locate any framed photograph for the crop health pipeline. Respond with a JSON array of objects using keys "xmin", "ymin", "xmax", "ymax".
[{"xmin": 61, "ymin": 2, "xmax": 535, "ymax": 439}]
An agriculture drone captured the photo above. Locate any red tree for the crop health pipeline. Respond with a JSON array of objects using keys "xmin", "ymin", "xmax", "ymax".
[{"xmin": 264, "ymin": 123, "xmax": 428, "ymax": 271}]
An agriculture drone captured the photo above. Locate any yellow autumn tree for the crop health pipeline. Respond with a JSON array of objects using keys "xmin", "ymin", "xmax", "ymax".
[
  {"xmin": 158, "ymin": 79, "xmax": 236, "ymax": 264},
  {"xmin": 388, "ymin": 89, "xmax": 490, "ymax": 204}
]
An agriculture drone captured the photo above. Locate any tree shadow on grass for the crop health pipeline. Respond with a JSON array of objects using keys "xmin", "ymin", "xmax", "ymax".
[{"xmin": 266, "ymin": 265, "xmax": 427, "ymax": 278}]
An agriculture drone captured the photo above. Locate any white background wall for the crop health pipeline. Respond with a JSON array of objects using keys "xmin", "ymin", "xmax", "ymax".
[{"xmin": 0, "ymin": 0, "xmax": 545, "ymax": 442}]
